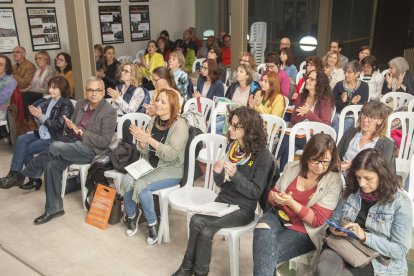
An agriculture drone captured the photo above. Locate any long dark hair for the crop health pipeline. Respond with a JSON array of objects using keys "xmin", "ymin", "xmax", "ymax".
[
  {"xmin": 152, "ymin": 66, "xmax": 179, "ymax": 91},
  {"xmin": 48, "ymin": 76, "xmax": 70, "ymax": 98},
  {"xmin": 173, "ymin": 39, "xmax": 188, "ymax": 56},
  {"xmin": 227, "ymin": 106, "xmax": 267, "ymax": 156},
  {"xmin": 203, "ymin": 59, "xmax": 219, "ymax": 83},
  {"xmin": 299, "ymin": 70, "xmax": 334, "ymax": 107},
  {"xmin": 344, "ymin": 148, "xmax": 399, "ymax": 204},
  {"xmin": 0, "ymin": 55, "xmax": 12, "ymax": 75},
  {"xmin": 55, "ymin": 52, "xmax": 72, "ymax": 74}
]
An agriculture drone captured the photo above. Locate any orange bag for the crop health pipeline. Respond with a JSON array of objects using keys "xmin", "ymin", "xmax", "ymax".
[{"xmin": 85, "ymin": 184, "xmax": 116, "ymax": 230}]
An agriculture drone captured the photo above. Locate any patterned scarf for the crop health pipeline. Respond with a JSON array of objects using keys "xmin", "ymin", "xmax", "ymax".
[{"xmin": 224, "ymin": 140, "xmax": 251, "ymax": 181}]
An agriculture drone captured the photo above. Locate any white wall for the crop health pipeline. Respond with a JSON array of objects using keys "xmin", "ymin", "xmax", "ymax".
[{"xmin": 89, "ymin": 0, "xmax": 196, "ymax": 59}]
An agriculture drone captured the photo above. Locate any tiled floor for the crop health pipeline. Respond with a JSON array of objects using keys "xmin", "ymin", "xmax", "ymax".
[{"xmin": 1, "ymin": 139, "xmax": 413, "ymax": 276}]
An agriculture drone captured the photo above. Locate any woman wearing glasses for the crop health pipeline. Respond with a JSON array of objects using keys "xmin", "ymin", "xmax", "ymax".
[
  {"xmin": 231, "ymin": 52, "xmax": 259, "ymax": 83},
  {"xmin": 253, "ymin": 134, "xmax": 342, "ymax": 276},
  {"xmin": 120, "ymin": 89, "xmax": 188, "ymax": 245},
  {"xmin": 172, "ymin": 106, "xmax": 274, "ymax": 276},
  {"xmin": 337, "ymin": 101, "xmax": 394, "ymax": 173},
  {"xmin": 193, "ymin": 59, "xmax": 224, "ymax": 100},
  {"xmin": 316, "ymin": 148, "xmax": 412, "ymax": 276},
  {"xmin": 54, "ymin": 52, "xmax": 74, "ymax": 97},
  {"xmin": 277, "ymin": 70, "xmax": 334, "ymax": 171},
  {"xmin": 206, "ymin": 45, "xmax": 226, "ymax": 83}
]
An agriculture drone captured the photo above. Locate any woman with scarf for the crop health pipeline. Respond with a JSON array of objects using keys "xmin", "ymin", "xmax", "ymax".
[{"xmin": 172, "ymin": 106, "xmax": 273, "ymax": 276}]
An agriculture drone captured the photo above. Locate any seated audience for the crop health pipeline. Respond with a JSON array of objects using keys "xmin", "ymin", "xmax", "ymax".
[
  {"xmin": 249, "ymin": 71, "xmax": 286, "ymax": 118},
  {"xmin": 157, "ymin": 36, "xmax": 171, "ymax": 63},
  {"xmin": 264, "ymin": 52, "xmax": 290, "ymax": 98},
  {"xmin": 183, "ymin": 29, "xmax": 197, "ymax": 53},
  {"xmin": 382, "ymin": 56, "xmax": 414, "ymax": 95},
  {"xmin": 277, "ymin": 71, "xmax": 334, "ymax": 171},
  {"xmin": 359, "ymin": 55, "xmax": 383, "ymax": 101},
  {"xmin": 357, "ymin": 45, "xmax": 371, "ymax": 62},
  {"xmin": 207, "ymin": 45, "xmax": 227, "ymax": 83},
  {"xmin": 232, "ymin": 52, "xmax": 259, "ymax": 83},
  {"xmin": 55, "ymin": 52, "xmax": 75, "ymax": 98},
  {"xmin": 332, "ymin": 61, "xmax": 369, "ymax": 134},
  {"xmin": 173, "ymin": 106, "xmax": 273, "ymax": 276},
  {"xmin": 323, "ymin": 50, "xmax": 345, "ymax": 89},
  {"xmin": 159, "ymin": 30, "xmax": 174, "ymax": 51},
  {"xmin": 337, "ymin": 101, "xmax": 394, "ymax": 173},
  {"xmin": 120, "ymin": 89, "xmax": 188, "ymax": 244},
  {"xmin": 108, "ymin": 62, "xmax": 148, "ymax": 116},
  {"xmin": 21, "ymin": 51, "xmax": 54, "ymax": 121},
  {"xmin": 0, "ymin": 55, "xmax": 17, "ymax": 121},
  {"xmin": 96, "ymin": 46, "xmax": 121, "ymax": 97},
  {"xmin": 188, "ymin": 27, "xmax": 203, "ymax": 50},
  {"xmin": 225, "ymin": 64, "xmax": 260, "ymax": 106},
  {"xmin": 221, "ymin": 34, "xmax": 231, "ymax": 66},
  {"xmin": 316, "ymin": 148, "xmax": 412, "ymax": 276},
  {"xmin": 173, "ymin": 39, "xmax": 195, "ymax": 74},
  {"xmin": 168, "ymin": 51, "xmax": 189, "ymax": 101},
  {"xmin": 253, "ymin": 133, "xmax": 342, "ymax": 276},
  {"xmin": 0, "ymin": 76, "xmax": 74, "ymax": 190},
  {"xmin": 12, "ymin": 46, "xmax": 36, "ymax": 91},
  {"xmin": 17, "ymin": 77, "xmax": 116, "ymax": 224},
  {"xmin": 278, "ymin": 48, "xmax": 298, "ymax": 80},
  {"xmin": 197, "ymin": 35, "xmax": 216, "ymax": 58},
  {"xmin": 294, "ymin": 56, "xmax": 325, "ymax": 99},
  {"xmin": 329, "ymin": 40, "xmax": 348, "ymax": 68},
  {"xmin": 280, "ymin": 37, "xmax": 291, "ymax": 49},
  {"xmin": 194, "ymin": 59, "xmax": 224, "ymax": 100},
  {"xmin": 94, "ymin": 44, "xmax": 104, "ymax": 70}
]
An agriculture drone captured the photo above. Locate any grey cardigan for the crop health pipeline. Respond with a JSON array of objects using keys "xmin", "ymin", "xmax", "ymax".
[{"xmin": 120, "ymin": 116, "xmax": 189, "ymax": 203}]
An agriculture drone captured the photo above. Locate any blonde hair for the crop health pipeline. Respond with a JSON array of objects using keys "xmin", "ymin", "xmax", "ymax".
[
  {"xmin": 238, "ymin": 52, "xmax": 257, "ymax": 72},
  {"xmin": 122, "ymin": 62, "xmax": 143, "ymax": 86},
  {"xmin": 169, "ymin": 50, "xmax": 186, "ymax": 69},
  {"xmin": 323, "ymin": 50, "xmax": 341, "ymax": 68}
]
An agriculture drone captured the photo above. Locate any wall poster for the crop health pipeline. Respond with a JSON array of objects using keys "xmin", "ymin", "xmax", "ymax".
[
  {"xmin": 25, "ymin": 0, "xmax": 55, "ymax": 3},
  {"xmin": 99, "ymin": 6, "xmax": 124, "ymax": 44},
  {"xmin": 0, "ymin": 8, "xmax": 19, "ymax": 53},
  {"xmin": 26, "ymin": 8, "xmax": 61, "ymax": 51},
  {"xmin": 129, "ymin": 5, "xmax": 150, "ymax": 41}
]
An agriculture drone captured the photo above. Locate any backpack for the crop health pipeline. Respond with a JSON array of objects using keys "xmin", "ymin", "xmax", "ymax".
[{"xmin": 110, "ymin": 141, "xmax": 140, "ymax": 173}]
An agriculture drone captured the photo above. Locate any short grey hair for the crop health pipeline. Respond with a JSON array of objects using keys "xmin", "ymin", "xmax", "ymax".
[
  {"xmin": 85, "ymin": 76, "xmax": 105, "ymax": 90},
  {"xmin": 389, "ymin": 57, "xmax": 409, "ymax": 75},
  {"xmin": 344, "ymin": 60, "xmax": 362, "ymax": 73}
]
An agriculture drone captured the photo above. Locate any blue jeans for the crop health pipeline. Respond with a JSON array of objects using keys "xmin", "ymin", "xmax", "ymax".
[
  {"xmin": 124, "ymin": 178, "xmax": 181, "ymax": 225},
  {"xmin": 332, "ymin": 113, "xmax": 355, "ymax": 137},
  {"xmin": 11, "ymin": 132, "xmax": 53, "ymax": 172},
  {"xmin": 253, "ymin": 209, "xmax": 315, "ymax": 276},
  {"xmin": 277, "ymin": 134, "xmax": 306, "ymax": 171}
]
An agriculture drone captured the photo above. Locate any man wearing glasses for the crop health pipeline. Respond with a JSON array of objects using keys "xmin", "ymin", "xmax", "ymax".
[
  {"xmin": 18, "ymin": 77, "xmax": 117, "ymax": 224},
  {"xmin": 264, "ymin": 52, "xmax": 291, "ymax": 98},
  {"xmin": 12, "ymin": 46, "xmax": 36, "ymax": 90}
]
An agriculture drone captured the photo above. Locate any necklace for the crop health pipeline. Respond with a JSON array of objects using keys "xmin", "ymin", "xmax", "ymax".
[{"xmin": 158, "ymin": 118, "xmax": 169, "ymax": 128}]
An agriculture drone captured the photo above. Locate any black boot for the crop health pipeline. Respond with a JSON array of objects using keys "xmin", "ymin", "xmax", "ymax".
[
  {"xmin": 171, "ymin": 258, "xmax": 193, "ymax": 276},
  {"xmin": 19, "ymin": 178, "xmax": 42, "ymax": 190},
  {"xmin": 0, "ymin": 171, "xmax": 25, "ymax": 189}
]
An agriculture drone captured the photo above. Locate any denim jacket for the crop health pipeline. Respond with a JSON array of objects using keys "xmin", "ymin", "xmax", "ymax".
[{"xmin": 331, "ymin": 189, "xmax": 412, "ymax": 275}]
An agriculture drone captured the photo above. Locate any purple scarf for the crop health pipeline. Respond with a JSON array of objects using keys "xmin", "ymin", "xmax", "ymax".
[{"xmin": 360, "ymin": 190, "xmax": 379, "ymax": 202}]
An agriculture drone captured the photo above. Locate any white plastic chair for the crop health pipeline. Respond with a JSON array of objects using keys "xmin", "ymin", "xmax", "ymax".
[
  {"xmin": 408, "ymin": 156, "xmax": 414, "ymax": 231},
  {"xmin": 260, "ymin": 114, "xmax": 286, "ymax": 156},
  {"xmin": 282, "ymin": 96, "xmax": 289, "ymax": 118},
  {"xmin": 337, "ymin": 105, "xmax": 362, "ymax": 143},
  {"xmin": 256, "ymin": 63, "xmax": 266, "ymax": 76},
  {"xmin": 287, "ymin": 122, "xmax": 337, "ymax": 163},
  {"xmin": 387, "ymin": 112, "xmax": 414, "ymax": 185},
  {"xmin": 118, "ymin": 55, "xmax": 133, "ymax": 64},
  {"xmin": 104, "ymin": 113, "xmax": 151, "ymax": 192},
  {"xmin": 61, "ymin": 164, "xmax": 91, "ymax": 211},
  {"xmin": 381, "ymin": 92, "xmax": 414, "ymax": 111},
  {"xmin": 183, "ymin": 97, "xmax": 214, "ymax": 123},
  {"xmin": 249, "ymin": 22, "xmax": 267, "ymax": 64},
  {"xmin": 209, "ymin": 101, "xmax": 237, "ymax": 134},
  {"xmin": 295, "ymin": 70, "xmax": 304, "ymax": 85},
  {"xmin": 299, "ymin": 61, "xmax": 307, "ymax": 71},
  {"xmin": 408, "ymin": 98, "xmax": 414, "ymax": 112},
  {"xmin": 192, "ymin": 58, "xmax": 206, "ymax": 73},
  {"xmin": 157, "ymin": 133, "xmax": 228, "ymax": 244},
  {"xmin": 381, "ymin": 69, "xmax": 389, "ymax": 78},
  {"xmin": 135, "ymin": 50, "xmax": 145, "ymax": 60}
]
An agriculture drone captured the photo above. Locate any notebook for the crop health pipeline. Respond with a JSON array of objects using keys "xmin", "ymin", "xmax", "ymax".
[
  {"xmin": 125, "ymin": 159, "xmax": 154, "ymax": 180},
  {"xmin": 189, "ymin": 202, "xmax": 240, "ymax": 217}
]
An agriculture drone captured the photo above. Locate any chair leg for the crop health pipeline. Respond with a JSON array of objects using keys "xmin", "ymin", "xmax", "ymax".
[
  {"xmin": 228, "ymin": 234, "xmax": 240, "ymax": 276},
  {"xmin": 157, "ymin": 193, "xmax": 170, "ymax": 242},
  {"xmin": 61, "ymin": 167, "xmax": 68, "ymax": 198},
  {"xmin": 79, "ymin": 166, "xmax": 89, "ymax": 211},
  {"xmin": 157, "ymin": 196, "xmax": 171, "ymax": 244}
]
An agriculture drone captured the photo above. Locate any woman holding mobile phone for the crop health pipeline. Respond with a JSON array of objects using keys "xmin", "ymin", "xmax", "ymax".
[
  {"xmin": 253, "ymin": 134, "xmax": 342, "ymax": 276},
  {"xmin": 316, "ymin": 148, "xmax": 412, "ymax": 276},
  {"xmin": 382, "ymin": 56, "xmax": 414, "ymax": 95}
]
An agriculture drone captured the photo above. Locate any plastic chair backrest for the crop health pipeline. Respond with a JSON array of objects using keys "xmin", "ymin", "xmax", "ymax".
[
  {"xmin": 70, "ymin": 99, "xmax": 77, "ymax": 108},
  {"xmin": 183, "ymin": 133, "xmax": 227, "ymax": 191},
  {"xmin": 387, "ymin": 112, "xmax": 414, "ymax": 160},
  {"xmin": 380, "ymin": 92, "xmax": 414, "ymax": 111},
  {"xmin": 260, "ymin": 114, "xmax": 286, "ymax": 156},
  {"xmin": 250, "ymin": 22, "xmax": 267, "ymax": 43},
  {"xmin": 408, "ymin": 98, "xmax": 414, "ymax": 112},
  {"xmin": 337, "ymin": 104, "xmax": 362, "ymax": 143},
  {"xmin": 192, "ymin": 58, "xmax": 206, "ymax": 73},
  {"xmin": 116, "ymin": 113, "xmax": 151, "ymax": 140},
  {"xmin": 183, "ymin": 97, "xmax": 214, "ymax": 121},
  {"xmin": 288, "ymin": 122, "xmax": 337, "ymax": 163},
  {"xmin": 257, "ymin": 63, "xmax": 266, "ymax": 76},
  {"xmin": 210, "ymin": 102, "xmax": 236, "ymax": 134},
  {"xmin": 299, "ymin": 61, "xmax": 307, "ymax": 71},
  {"xmin": 136, "ymin": 50, "xmax": 145, "ymax": 60},
  {"xmin": 118, "ymin": 56, "xmax": 133, "ymax": 64},
  {"xmin": 381, "ymin": 69, "xmax": 389, "ymax": 78},
  {"xmin": 282, "ymin": 96, "xmax": 289, "ymax": 118},
  {"xmin": 295, "ymin": 70, "xmax": 304, "ymax": 85}
]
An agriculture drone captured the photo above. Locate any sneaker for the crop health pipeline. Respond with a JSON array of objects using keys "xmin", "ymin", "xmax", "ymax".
[
  {"xmin": 126, "ymin": 209, "xmax": 142, "ymax": 237},
  {"xmin": 147, "ymin": 223, "xmax": 158, "ymax": 245}
]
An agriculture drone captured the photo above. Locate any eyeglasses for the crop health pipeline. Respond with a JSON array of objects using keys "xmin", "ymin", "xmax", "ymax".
[
  {"xmin": 56, "ymin": 58, "xmax": 65, "ymax": 62},
  {"xmin": 122, "ymin": 69, "xmax": 131, "ymax": 74},
  {"xmin": 306, "ymin": 76, "xmax": 317, "ymax": 82},
  {"xmin": 12, "ymin": 51, "xmax": 23, "ymax": 54},
  {"xmin": 208, "ymin": 50, "xmax": 215, "ymax": 53},
  {"xmin": 86, "ymin": 88, "xmax": 104, "ymax": 94},
  {"xmin": 229, "ymin": 123, "xmax": 243, "ymax": 130},
  {"xmin": 152, "ymin": 77, "xmax": 162, "ymax": 83},
  {"xmin": 35, "ymin": 56, "xmax": 44, "ymax": 60},
  {"xmin": 309, "ymin": 159, "xmax": 331, "ymax": 166},
  {"xmin": 306, "ymin": 63, "xmax": 314, "ymax": 67},
  {"xmin": 360, "ymin": 114, "xmax": 379, "ymax": 122},
  {"xmin": 266, "ymin": 64, "xmax": 276, "ymax": 69}
]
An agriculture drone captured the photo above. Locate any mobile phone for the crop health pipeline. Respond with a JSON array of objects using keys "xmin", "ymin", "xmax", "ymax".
[{"xmin": 326, "ymin": 219, "xmax": 359, "ymax": 239}]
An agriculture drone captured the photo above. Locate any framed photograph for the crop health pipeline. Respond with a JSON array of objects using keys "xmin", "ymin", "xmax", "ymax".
[
  {"xmin": 99, "ymin": 6, "xmax": 124, "ymax": 44},
  {"xmin": 129, "ymin": 5, "xmax": 150, "ymax": 41},
  {"xmin": 0, "ymin": 0, "xmax": 13, "ymax": 3},
  {"xmin": 129, "ymin": 0, "xmax": 149, "ymax": 2},
  {"xmin": 26, "ymin": 8, "xmax": 61, "ymax": 51},
  {"xmin": 25, "ymin": 0, "xmax": 55, "ymax": 3},
  {"xmin": 0, "ymin": 8, "xmax": 19, "ymax": 53},
  {"xmin": 98, "ymin": 0, "xmax": 121, "ymax": 3}
]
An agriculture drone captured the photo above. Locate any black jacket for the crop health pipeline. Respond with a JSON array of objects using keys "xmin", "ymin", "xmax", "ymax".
[{"xmin": 36, "ymin": 97, "xmax": 74, "ymax": 141}]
